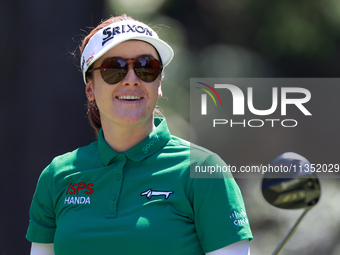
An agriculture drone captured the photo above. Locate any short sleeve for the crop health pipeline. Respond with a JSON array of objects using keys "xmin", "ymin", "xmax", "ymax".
[
  {"xmin": 190, "ymin": 154, "xmax": 253, "ymax": 253},
  {"xmin": 26, "ymin": 164, "xmax": 56, "ymax": 243}
]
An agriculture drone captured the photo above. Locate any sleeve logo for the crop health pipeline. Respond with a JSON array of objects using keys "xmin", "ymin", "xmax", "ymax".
[{"xmin": 229, "ymin": 209, "xmax": 249, "ymax": 226}]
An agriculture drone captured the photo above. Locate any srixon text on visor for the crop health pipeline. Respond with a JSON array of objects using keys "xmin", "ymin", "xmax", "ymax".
[{"xmin": 102, "ymin": 24, "xmax": 153, "ymax": 46}]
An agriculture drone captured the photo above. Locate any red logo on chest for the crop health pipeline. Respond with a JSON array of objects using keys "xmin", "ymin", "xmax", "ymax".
[{"xmin": 66, "ymin": 182, "xmax": 93, "ymax": 195}]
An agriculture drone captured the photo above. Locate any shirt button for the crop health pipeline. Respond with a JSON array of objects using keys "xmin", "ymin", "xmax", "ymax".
[
  {"xmin": 112, "ymin": 194, "xmax": 117, "ymax": 201},
  {"xmin": 119, "ymin": 155, "xmax": 126, "ymax": 162},
  {"xmin": 116, "ymin": 173, "xmax": 122, "ymax": 180}
]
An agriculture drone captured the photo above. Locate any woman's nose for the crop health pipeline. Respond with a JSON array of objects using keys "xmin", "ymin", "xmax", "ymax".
[{"xmin": 121, "ymin": 62, "xmax": 140, "ymax": 86}]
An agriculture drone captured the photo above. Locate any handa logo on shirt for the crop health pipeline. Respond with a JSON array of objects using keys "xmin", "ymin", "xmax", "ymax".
[
  {"xmin": 142, "ymin": 135, "xmax": 159, "ymax": 154},
  {"xmin": 64, "ymin": 182, "xmax": 93, "ymax": 205},
  {"xmin": 102, "ymin": 24, "xmax": 153, "ymax": 46}
]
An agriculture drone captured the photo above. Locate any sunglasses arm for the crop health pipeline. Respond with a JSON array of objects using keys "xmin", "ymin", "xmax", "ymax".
[{"xmin": 87, "ymin": 67, "xmax": 101, "ymax": 73}]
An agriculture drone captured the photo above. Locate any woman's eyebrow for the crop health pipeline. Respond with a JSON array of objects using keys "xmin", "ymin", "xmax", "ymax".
[{"xmin": 136, "ymin": 54, "xmax": 155, "ymax": 59}]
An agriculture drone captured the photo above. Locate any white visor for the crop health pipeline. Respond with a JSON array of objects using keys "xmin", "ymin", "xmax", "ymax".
[{"xmin": 80, "ymin": 20, "xmax": 174, "ymax": 84}]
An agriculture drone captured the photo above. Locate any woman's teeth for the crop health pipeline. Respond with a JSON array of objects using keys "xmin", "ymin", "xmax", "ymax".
[{"xmin": 117, "ymin": 96, "xmax": 141, "ymax": 100}]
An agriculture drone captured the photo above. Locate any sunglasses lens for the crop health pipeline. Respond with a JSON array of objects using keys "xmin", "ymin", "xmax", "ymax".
[
  {"xmin": 134, "ymin": 58, "xmax": 161, "ymax": 82},
  {"xmin": 101, "ymin": 59, "xmax": 127, "ymax": 84}
]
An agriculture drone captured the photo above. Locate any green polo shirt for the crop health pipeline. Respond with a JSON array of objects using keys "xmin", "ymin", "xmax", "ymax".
[{"xmin": 26, "ymin": 118, "xmax": 252, "ymax": 254}]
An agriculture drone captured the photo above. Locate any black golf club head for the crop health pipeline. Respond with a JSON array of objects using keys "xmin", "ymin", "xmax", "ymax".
[{"xmin": 262, "ymin": 152, "xmax": 321, "ymax": 209}]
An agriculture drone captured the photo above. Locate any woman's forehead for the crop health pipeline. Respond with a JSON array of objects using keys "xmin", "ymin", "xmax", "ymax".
[{"xmin": 101, "ymin": 40, "xmax": 158, "ymax": 59}]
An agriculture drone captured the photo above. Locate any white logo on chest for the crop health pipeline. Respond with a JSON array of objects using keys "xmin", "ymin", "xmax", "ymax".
[{"xmin": 140, "ymin": 189, "xmax": 174, "ymax": 200}]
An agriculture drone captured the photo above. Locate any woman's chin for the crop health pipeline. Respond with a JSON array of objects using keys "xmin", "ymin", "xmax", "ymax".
[{"xmin": 112, "ymin": 113, "xmax": 153, "ymax": 127}]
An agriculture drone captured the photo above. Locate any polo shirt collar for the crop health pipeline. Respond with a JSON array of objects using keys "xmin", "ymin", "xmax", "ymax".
[{"xmin": 98, "ymin": 118, "xmax": 171, "ymax": 165}]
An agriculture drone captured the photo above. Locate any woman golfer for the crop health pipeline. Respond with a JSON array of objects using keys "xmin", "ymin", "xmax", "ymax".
[{"xmin": 27, "ymin": 15, "xmax": 253, "ymax": 255}]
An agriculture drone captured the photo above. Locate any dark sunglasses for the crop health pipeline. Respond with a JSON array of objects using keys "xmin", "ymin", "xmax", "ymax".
[{"xmin": 87, "ymin": 56, "xmax": 163, "ymax": 84}]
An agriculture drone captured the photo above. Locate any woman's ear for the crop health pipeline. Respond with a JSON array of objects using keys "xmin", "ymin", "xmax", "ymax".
[
  {"xmin": 158, "ymin": 81, "xmax": 162, "ymax": 98},
  {"xmin": 85, "ymin": 79, "xmax": 94, "ymax": 100}
]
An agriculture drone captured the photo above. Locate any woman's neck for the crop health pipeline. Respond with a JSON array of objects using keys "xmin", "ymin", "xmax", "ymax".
[{"xmin": 101, "ymin": 117, "xmax": 156, "ymax": 153}]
